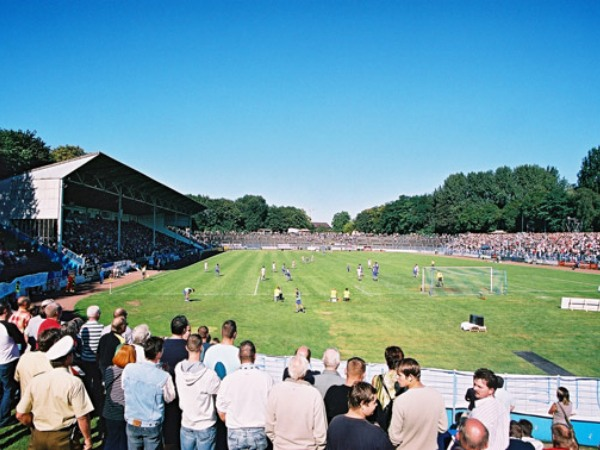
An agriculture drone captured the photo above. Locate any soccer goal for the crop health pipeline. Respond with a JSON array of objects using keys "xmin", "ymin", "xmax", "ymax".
[{"xmin": 422, "ymin": 266, "xmax": 508, "ymax": 297}]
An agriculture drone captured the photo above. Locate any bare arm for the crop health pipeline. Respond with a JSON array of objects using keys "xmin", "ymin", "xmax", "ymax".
[{"xmin": 77, "ymin": 414, "xmax": 93, "ymax": 450}]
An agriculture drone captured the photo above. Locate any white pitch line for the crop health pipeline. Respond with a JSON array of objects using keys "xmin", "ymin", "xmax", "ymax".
[
  {"xmin": 254, "ymin": 276, "xmax": 261, "ymax": 296},
  {"xmin": 353, "ymin": 284, "xmax": 373, "ymax": 296}
]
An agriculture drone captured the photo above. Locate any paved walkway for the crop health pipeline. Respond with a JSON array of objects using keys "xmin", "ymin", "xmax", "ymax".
[{"xmin": 42, "ymin": 270, "xmax": 160, "ymax": 315}]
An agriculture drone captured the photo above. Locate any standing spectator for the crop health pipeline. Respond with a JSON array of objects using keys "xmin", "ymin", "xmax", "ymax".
[
  {"xmin": 548, "ymin": 387, "xmax": 574, "ymax": 427},
  {"xmin": 217, "ymin": 340, "xmax": 274, "ymax": 450},
  {"xmin": 203, "ymin": 319, "xmax": 240, "ymax": 449},
  {"xmin": 326, "ymin": 382, "xmax": 393, "ymax": 450},
  {"xmin": 197, "ymin": 325, "xmax": 212, "ymax": 360},
  {"xmin": 97, "ymin": 316, "xmax": 127, "ymax": 375},
  {"xmin": 0, "ymin": 301, "xmax": 26, "ymax": 427},
  {"xmin": 174, "ymin": 334, "xmax": 221, "ymax": 450},
  {"xmin": 102, "ymin": 307, "xmax": 133, "ymax": 343},
  {"xmin": 16, "ymin": 335, "xmax": 94, "ymax": 450},
  {"xmin": 103, "ymin": 344, "xmax": 137, "ymax": 450},
  {"xmin": 388, "ymin": 358, "xmax": 447, "ymax": 449},
  {"xmin": 9, "ymin": 296, "xmax": 32, "ymax": 334},
  {"xmin": 132, "ymin": 323, "xmax": 151, "ymax": 363},
  {"xmin": 495, "ymin": 376, "xmax": 516, "ymax": 412},
  {"xmin": 454, "ymin": 418, "xmax": 489, "ymax": 450},
  {"xmin": 469, "ymin": 368, "xmax": 510, "ymax": 450},
  {"xmin": 15, "ymin": 328, "xmax": 61, "ymax": 395},
  {"xmin": 203, "ymin": 319, "xmax": 240, "ymax": 379},
  {"xmin": 282, "ymin": 345, "xmax": 320, "ymax": 385},
  {"xmin": 36, "ymin": 302, "xmax": 62, "ymax": 341},
  {"xmin": 266, "ymin": 355, "xmax": 327, "ymax": 450},
  {"xmin": 313, "ymin": 348, "xmax": 343, "ymax": 397},
  {"xmin": 25, "ymin": 299, "xmax": 53, "ymax": 350},
  {"xmin": 123, "ymin": 336, "xmax": 176, "ymax": 450},
  {"xmin": 507, "ymin": 421, "xmax": 535, "ymax": 450},
  {"xmin": 79, "ymin": 305, "xmax": 105, "ymax": 418},
  {"xmin": 324, "ymin": 357, "xmax": 366, "ymax": 423},
  {"xmin": 371, "ymin": 345, "xmax": 404, "ymax": 430},
  {"xmin": 161, "ymin": 315, "xmax": 192, "ymax": 450},
  {"xmin": 519, "ymin": 419, "xmax": 544, "ymax": 450}
]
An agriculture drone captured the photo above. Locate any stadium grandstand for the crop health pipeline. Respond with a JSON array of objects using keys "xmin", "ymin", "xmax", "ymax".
[{"xmin": 0, "ymin": 153, "xmax": 215, "ymax": 299}]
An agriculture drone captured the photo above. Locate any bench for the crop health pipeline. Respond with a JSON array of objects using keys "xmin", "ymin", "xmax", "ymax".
[{"xmin": 561, "ymin": 297, "xmax": 600, "ymax": 312}]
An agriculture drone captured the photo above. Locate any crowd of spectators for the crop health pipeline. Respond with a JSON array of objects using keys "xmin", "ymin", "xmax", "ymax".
[
  {"xmin": 445, "ymin": 232, "xmax": 600, "ymax": 265},
  {"xmin": 62, "ymin": 217, "xmax": 198, "ymax": 267},
  {"xmin": 1, "ymin": 301, "xmax": 581, "ymax": 450}
]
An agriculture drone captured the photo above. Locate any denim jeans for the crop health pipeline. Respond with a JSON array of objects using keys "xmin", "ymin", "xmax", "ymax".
[
  {"xmin": 0, "ymin": 360, "xmax": 17, "ymax": 427},
  {"xmin": 180, "ymin": 425, "xmax": 216, "ymax": 450},
  {"xmin": 126, "ymin": 423, "xmax": 163, "ymax": 450},
  {"xmin": 227, "ymin": 427, "xmax": 268, "ymax": 450}
]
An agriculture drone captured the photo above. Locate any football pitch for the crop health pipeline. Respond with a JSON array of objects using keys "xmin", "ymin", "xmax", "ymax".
[{"xmin": 76, "ymin": 250, "xmax": 600, "ymax": 377}]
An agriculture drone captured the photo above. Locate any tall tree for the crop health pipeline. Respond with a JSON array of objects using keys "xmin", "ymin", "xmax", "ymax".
[
  {"xmin": 0, "ymin": 129, "xmax": 52, "ymax": 179},
  {"xmin": 577, "ymin": 146, "xmax": 600, "ymax": 194},
  {"xmin": 236, "ymin": 195, "xmax": 268, "ymax": 231},
  {"xmin": 50, "ymin": 145, "xmax": 86, "ymax": 162},
  {"xmin": 331, "ymin": 211, "xmax": 351, "ymax": 232}
]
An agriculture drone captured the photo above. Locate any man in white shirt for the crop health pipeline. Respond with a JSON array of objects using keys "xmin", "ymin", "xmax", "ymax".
[
  {"xmin": 469, "ymin": 368, "xmax": 510, "ymax": 450},
  {"xmin": 217, "ymin": 340, "xmax": 274, "ymax": 450}
]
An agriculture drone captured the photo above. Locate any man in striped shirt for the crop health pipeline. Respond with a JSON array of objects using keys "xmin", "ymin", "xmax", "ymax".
[{"xmin": 80, "ymin": 305, "xmax": 105, "ymax": 418}]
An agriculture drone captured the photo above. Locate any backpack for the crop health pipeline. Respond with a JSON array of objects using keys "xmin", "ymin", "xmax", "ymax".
[{"xmin": 377, "ymin": 374, "xmax": 394, "ymax": 431}]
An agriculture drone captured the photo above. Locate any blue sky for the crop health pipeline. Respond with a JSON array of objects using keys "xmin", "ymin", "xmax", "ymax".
[{"xmin": 1, "ymin": 1, "xmax": 599, "ymax": 223}]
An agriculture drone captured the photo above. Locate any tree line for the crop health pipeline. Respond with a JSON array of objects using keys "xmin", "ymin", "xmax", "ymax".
[{"xmin": 2, "ymin": 128, "xmax": 599, "ymax": 233}]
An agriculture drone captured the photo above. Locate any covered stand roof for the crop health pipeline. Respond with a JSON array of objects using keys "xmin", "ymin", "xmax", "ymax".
[{"xmin": 32, "ymin": 152, "xmax": 204, "ymax": 217}]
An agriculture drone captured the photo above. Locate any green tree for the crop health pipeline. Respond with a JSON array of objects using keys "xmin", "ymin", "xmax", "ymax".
[
  {"xmin": 577, "ymin": 146, "xmax": 600, "ymax": 194},
  {"xmin": 236, "ymin": 195, "xmax": 268, "ymax": 231},
  {"xmin": 50, "ymin": 145, "xmax": 86, "ymax": 162},
  {"xmin": 266, "ymin": 206, "xmax": 312, "ymax": 232},
  {"xmin": 354, "ymin": 207, "xmax": 383, "ymax": 233},
  {"xmin": 571, "ymin": 188, "xmax": 600, "ymax": 231},
  {"xmin": 0, "ymin": 129, "xmax": 52, "ymax": 179},
  {"xmin": 331, "ymin": 211, "xmax": 351, "ymax": 232}
]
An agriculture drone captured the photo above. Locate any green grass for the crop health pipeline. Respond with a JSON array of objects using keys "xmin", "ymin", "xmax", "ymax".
[
  {"xmin": 3, "ymin": 250, "xmax": 599, "ymax": 449},
  {"xmin": 76, "ymin": 250, "xmax": 600, "ymax": 377}
]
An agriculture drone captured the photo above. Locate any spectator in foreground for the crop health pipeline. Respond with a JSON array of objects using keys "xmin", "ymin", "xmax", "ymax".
[
  {"xmin": 16, "ymin": 335, "xmax": 94, "ymax": 450},
  {"xmin": 123, "ymin": 336, "xmax": 176, "ymax": 449},
  {"xmin": 174, "ymin": 334, "xmax": 221, "ymax": 450},
  {"xmin": 15, "ymin": 328, "xmax": 61, "ymax": 395},
  {"xmin": 103, "ymin": 344, "xmax": 137, "ymax": 450},
  {"xmin": 518, "ymin": 419, "xmax": 543, "ymax": 450},
  {"xmin": 388, "ymin": 357, "xmax": 447, "ymax": 449},
  {"xmin": 326, "ymin": 382, "xmax": 393, "ymax": 450},
  {"xmin": 266, "ymin": 355, "xmax": 327, "ymax": 450},
  {"xmin": 469, "ymin": 368, "xmax": 509, "ymax": 450},
  {"xmin": 217, "ymin": 340, "xmax": 274, "ymax": 450},
  {"xmin": 548, "ymin": 387, "xmax": 574, "ymax": 427},
  {"xmin": 313, "ymin": 348, "xmax": 343, "ymax": 397},
  {"xmin": 507, "ymin": 420, "xmax": 535, "ymax": 450},
  {"xmin": 454, "ymin": 418, "xmax": 489, "ymax": 450},
  {"xmin": 324, "ymin": 356, "xmax": 366, "ymax": 423},
  {"xmin": 0, "ymin": 301, "xmax": 26, "ymax": 427}
]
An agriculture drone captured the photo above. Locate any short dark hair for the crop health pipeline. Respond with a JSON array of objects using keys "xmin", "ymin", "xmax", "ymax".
[
  {"xmin": 38, "ymin": 328, "xmax": 62, "ymax": 352},
  {"xmin": 144, "ymin": 336, "xmax": 164, "ymax": 361},
  {"xmin": 221, "ymin": 320, "xmax": 237, "ymax": 339},
  {"xmin": 186, "ymin": 334, "xmax": 203, "ymax": 353},
  {"xmin": 239, "ymin": 340, "xmax": 256, "ymax": 362},
  {"xmin": 473, "ymin": 368, "xmax": 498, "ymax": 390},
  {"xmin": 348, "ymin": 381, "xmax": 376, "ymax": 408},
  {"xmin": 384, "ymin": 346, "xmax": 404, "ymax": 370},
  {"xmin": 171, "ymin": 315, "xmax": 189, "ymax": 335},
  {"xmin": 398, "ymin": 357, "xmax": 421, "ymax": 379},
  {"xmin": 518, "ymin": 419, "xmax": 534, "ymax": 437}
]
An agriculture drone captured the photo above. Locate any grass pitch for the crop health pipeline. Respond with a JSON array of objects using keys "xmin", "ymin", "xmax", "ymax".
[{"xmin": 75, "ymin": 250, "xmax": 600, "ymax": 377}]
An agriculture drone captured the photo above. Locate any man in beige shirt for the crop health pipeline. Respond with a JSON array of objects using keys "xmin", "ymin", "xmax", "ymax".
[{"xmin": 16, "ymin": 335, "xmax": 94, "ymax": 450}]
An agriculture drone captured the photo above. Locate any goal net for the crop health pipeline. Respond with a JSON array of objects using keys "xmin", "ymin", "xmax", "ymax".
[{"xmin": 422, "ymin": 266, "xmax": 508, "ymax": 297}]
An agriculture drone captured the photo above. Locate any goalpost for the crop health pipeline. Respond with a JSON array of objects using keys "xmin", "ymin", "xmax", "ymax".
[{"xmin": 422, "ymin": 266, "xmax": 508, "ymax": 297}]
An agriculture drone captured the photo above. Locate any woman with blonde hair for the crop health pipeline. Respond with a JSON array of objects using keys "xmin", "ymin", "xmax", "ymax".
[{"xmin": 103, "ymin": 344, "xmax": 136, "ymax": 450}]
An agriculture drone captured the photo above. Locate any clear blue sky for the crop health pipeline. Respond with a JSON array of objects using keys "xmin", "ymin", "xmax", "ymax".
[{"xmin": 1, "ymin": 1, "xmax": 599, "ymax": 223}]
